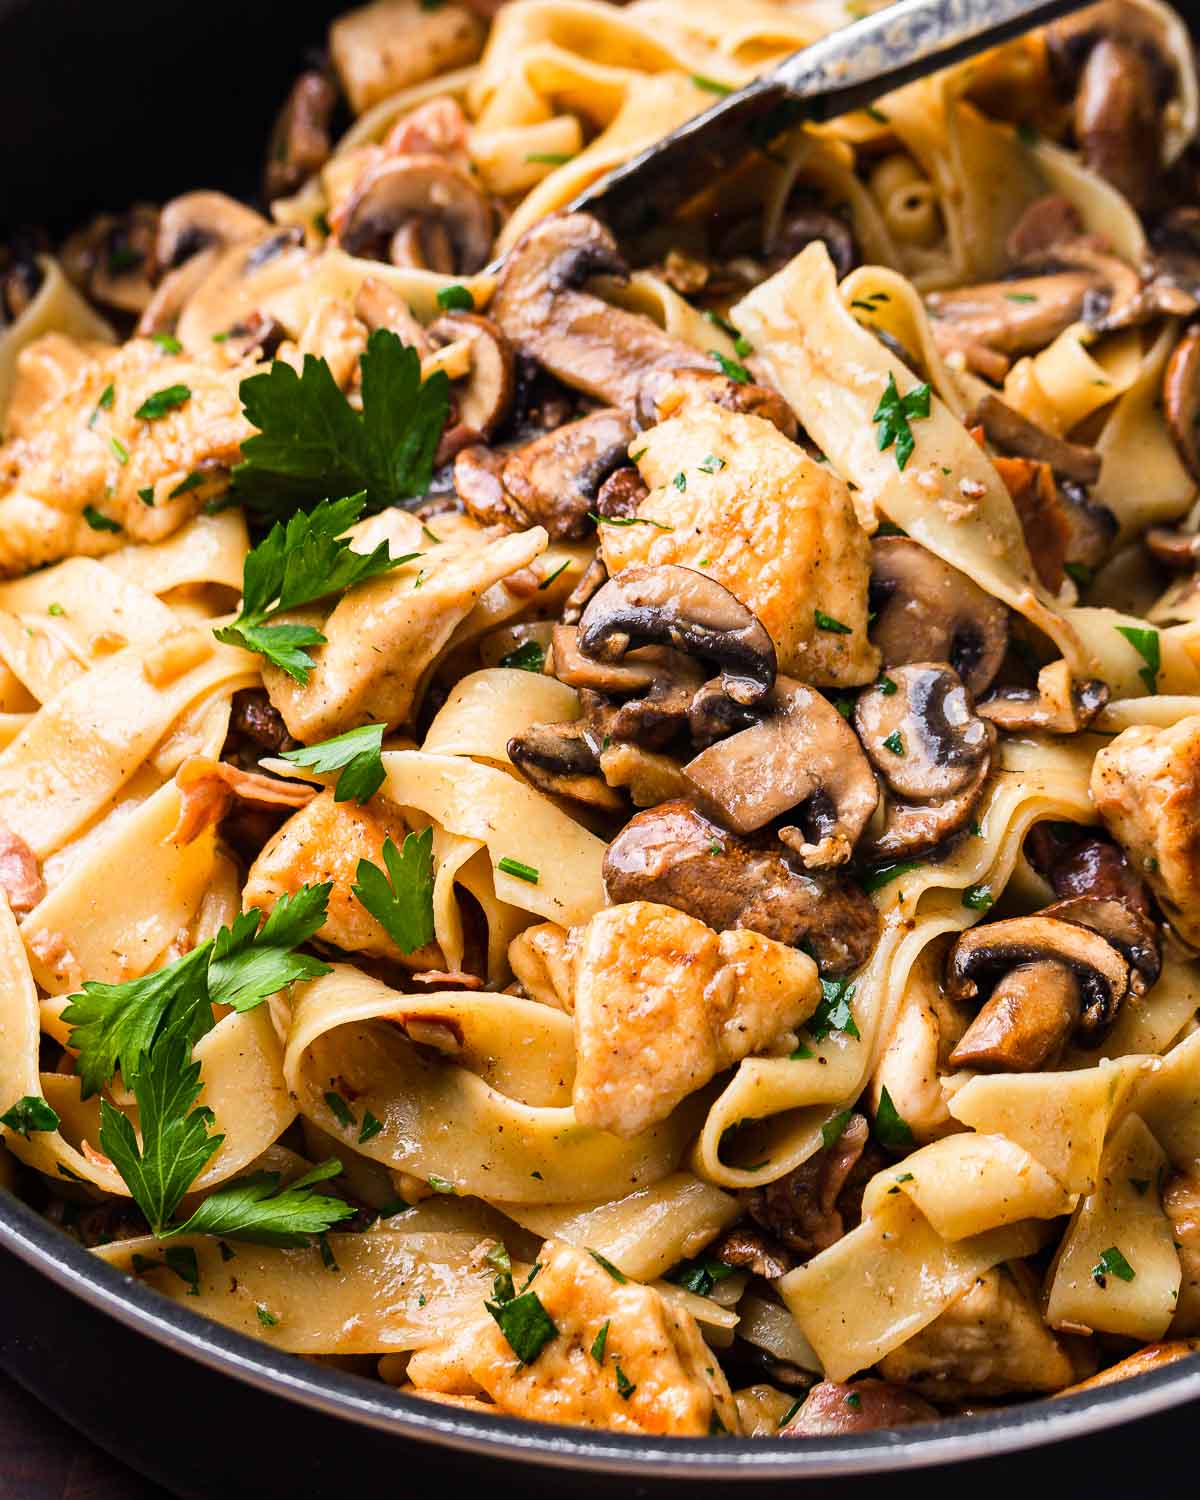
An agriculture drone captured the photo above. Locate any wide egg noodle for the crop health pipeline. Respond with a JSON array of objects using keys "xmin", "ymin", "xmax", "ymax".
[
  {"xmin": 284, "ymin": 965, "xmax": 705, "ymax": 1202},
  {"xmin": 0, "ymin": 256, "xmax": 115, "ymax": 423}
]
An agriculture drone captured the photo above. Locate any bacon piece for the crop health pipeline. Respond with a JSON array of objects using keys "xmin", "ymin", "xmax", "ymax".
[
  {"xmin": 0, "ymin": 817, "xmax": 44, "ymax": 914},
  {"xmin": 171, "ymin": 756, "xmax": 317, "ymax": 845}
]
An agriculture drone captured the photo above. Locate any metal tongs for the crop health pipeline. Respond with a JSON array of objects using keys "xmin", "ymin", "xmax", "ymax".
[{"xmin": 540, "ymin": 0, "xmax": 1094, "ymax": 247}]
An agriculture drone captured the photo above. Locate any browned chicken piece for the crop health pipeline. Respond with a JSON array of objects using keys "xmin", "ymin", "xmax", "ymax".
[
  {"xmin": 745, "ymin": 1115, "xmax": 870, "ymax": 1258},
  {"xmin": 1024, "ymin": 824, "xmax": 1152, "ymax": 914},
  {"xmin": 1165, "ymin": 1173, "xmax": 1200, "ymax": 1336},
  {"xmin": 329, "ymin": 0, "xmax": 485, "ymax": 115},
  {"xmin": 262, "ymin": 510, "xmax": 548, "ymax": 740},
  {"xmin": 567, "ymin": 901, "xmax": 820, "ymax": 1138},
  {"xmin": 242, "ymin": 789, "xmax": 441, "ymax": 968},
  {"xmin": 406, "ymin": 1239, "xmax": 741, "ymax": 1435},
  {"xmin": 1091, "ymin": 716, "xmax": 1200, "ymax": 945},
  {"xmin": 877, "ymin": 1265, "xmax": 1076, "ymax": 1400},
  {"xmin": 600, "ymin": 405, "xmax": 879, "ymax": 688},
  {"xmin": 782, "ymin": 1379, "xmax": 939, "ymax": 1436},
  {"xmin": 0, "ymin": 334, "xmax": 253, "ymax": 577}
]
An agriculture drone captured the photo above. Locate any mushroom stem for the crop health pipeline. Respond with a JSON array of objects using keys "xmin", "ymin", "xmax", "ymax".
[{"xmin": 949, "ymin": 959, "xmax": 1082, "ymax": 1072}]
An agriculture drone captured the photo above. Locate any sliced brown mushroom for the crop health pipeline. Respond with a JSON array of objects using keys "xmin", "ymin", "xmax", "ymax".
[
  {"xmin": 506, "ymin": 721, "xmax": 623, "ymax": 811},
  {"xmin": 1146, "ymin": 523, "xmax": 1200, "ymax": 568},
  {"xmin": 709, "ymin": 1225, "xmax": 791, "ymax": 1280},
  {"xmin": 870, "ymin": 539, "xmax": 1009, "ymax": 697},
  {"xmin": 1041, "ymin": 894, "xmax": 1161, "ymax": 995},
  {"xmin": 594, "ymin": 465, "xmax": 648, "ymax": 519},
  {"xmin": 746, "ymin": 1114, "xmax": 871, "ymax": 1259},
  {"xmin": 950, "ymin": 959, "xmax": 1085, "ymax": 1072},
  {"xmin": 685, "ymin": 677, "xmax": 877, "ymax": 867},
  {"xmin": 265, "ymin": 70, "xmax": 339, "ymax": 202},
  {"xmin": 489, "ymin": 213, "xmax": 712, "ymax": 409},
  {"xmin": 1164, "ymin": 326, "xmax": 1200, "ymax": 481},
  {"xmin": 635, "ymin": 367, "xmax": 798, "ymax": 439},
  {"xmin": 453, "ymin": 444, "xmax": 511, "ymax": 528},
  {"xmin": 854, "ymin": 664, "xmax": 994, "ymax": 803},
  {"xmin": 550, "ymin": 624, "xmax": 673, "ymax": 695},
  {"xmin": 560, "ymin": 558, "xmax": 607, "ymax": 626},
  {"xmin": 926, "ymin": 268, "xmax": 1106, "ymax": 357},
  {"xmin": 501, "ymin": 409, "xmax": 635, "ymax": 540},
  {"xmin": 578, "ymin": 565, "xmax": 777, "ymax": 706},
  {"xmin": 602, "ymin": 799, "xmax": 881, "ymax": 975},
  {"xmin": 1005, "ymin": 194, "xmax": 1085, "ymax": 262},
  {"xmin": 860, "ymin": 753, "xmax": 993, "ymax": 862},
  {"xmin": 768, "ymin": 208, "xmax": 859, "ymax": 280},
  {"xmin": 1025, "ymin": 821, "xmax": 1153, "ymax": 914},
  {"xmin": 354, "ymin": 276, "xmax": 431, "ymax": 355},
  {"xmin": 945, "ymin": 913, "xmax": 1132, "ymax": 1070},
  {"xmin": 970, "ymin": 393, "xmax": 1102, "ymax": 486},
  {"xmin": 427, "ymin": 311, "xmax": 515, "ymax": 439},
  {"xmin": 139, "ymin": 191, "xmax": 272, "ymax": 335},
  {"xmin": 61, "ymin": 204, "xmax": 159, "ymax": 315},
  {"xmin": 581, "ymin": 660, "xmax": 707, "ymax": 752},
  {"xmin": 977, "ymin": 660, "xmax": 1109, "ymax": 734},
  {"xmin": 338, "ymin": 154, "xmax": 493, "ymax": 273},
  {"xmin": 1071, "ymin": 36, "xmax": 1164, "ymax": 213}
]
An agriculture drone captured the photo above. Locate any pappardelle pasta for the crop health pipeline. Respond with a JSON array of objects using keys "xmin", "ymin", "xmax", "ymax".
[{"xmin": 5, "ymin": 0, "xmax": 1200, "ymax": 1442}]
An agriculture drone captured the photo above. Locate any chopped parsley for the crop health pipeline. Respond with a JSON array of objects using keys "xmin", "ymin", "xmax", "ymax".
[
  {"xmin": 806, "ymin": 976, "xmax": 860, "ymax": 1041},
  {"xmin": 46, "ymin": 603, "xmax": 65, "ymax": 617},
  {"xmin": 435, "ymin": 284, "xmax": 474, "ymax": 312},
  {"xmin": 135, "ymin": 384, "xmax": 191, "ymax": 421},
  {"xmin": 427, "ymin": 1174, "xmax": 457, "ymax": 1194},
  {"xmin": 498, "ymin": 857, "xmax": 540, "ymax": 885},
  {"xmin": 588, "ymin": 512, "xmax": 674, "ymax": 531},
  {"xmin": 323, "ymin": 1091, "xmax": 357, "ymax": 1129},
  {"xmin": 0, "ymin": 1095, "xmax": 61, "ymax": 1139},
  {"xmin": 614, "ymin": 1363, "xmax": 637, "ymax": 1400},
  {"xmin": 962, "ymin": 883, "xmax": 994, "ymax": 911},
  {"xmin": 83, "ymin": 505, "xmax": 122, "ymax": 533},
  {"xmin": 151, "ymin": 332, "xmax": 183, "ymax": 355},
  {"xmin": 863, "ymin": 105, "xmax": 889, "ymax": 124},
  {"xmin": 1115, "ymin": 625, "xmax": 1160, "ymax": 694},
  {"xmin": 844, "ymin": 1391, "xmax": 862, "ymax": 1409},
  {"xmin": 1004, "ymin": 292, "xmax": 1038, "ymax": 304},
  {"xmin": 499, "ymin": 640, "xmax": 546, "ymax": 673},
  {"xmin": 821, "ymin": 1109, "xmax": 853, "ymax": 1149},
  {"xmin": 703, "ymin": 310, "xmax": 753, "ymax": 358},
  {"xmin": 524, "ymin": 151, "xmax": 576, "ymax": 166},
  {"xmin": 587, "ymin": 1249, "xmax": 627, "ymax": 1283},
  {"xmin": 814, "ymin": 608, "xmax": 851, "ymax": 634},
  {"xmin": 214, "ymin": 494, "xmax": 415, "ymax": 683},
  {"xmin": 539, "ymin": 558, "xmax": 571, "ymax": 590},
  {"xmin": 690, "ymin": 73, "xmax": 732, "ymax": 95},
  {"xmin": 1091, "ymin": 1246, "xmax": 1136, "ymax": 1287},
  {"xmin": 169, "ymin": 470, "xmax": 206, "ymax": 500},
  {"xmin": 138, "ymin": 486, "xmax": 156, "ymax": 506},
  {"xmin": 352, "ymin": 828, "xmax": 435, "ymax": 954},
  {"xmin": 590, "ymin": 1320, "xmax": 610, "ymax": 1362},
  {"xmin": 875, "ymin": 1085, "xmax": 914, "ymax": 1149},
  {"xmin": 108, "ymin": 436, "xmax": 130, "ymax": 465},
  {"xmin": 710, "ymin": 350, "xmax": 751, "ymax": 384},
  {"xmin": 164, "ymin": 1246, "xmax": 200, "ymax": 1294},
  {"xmin": 486, "ymin": 1289, "xmax": 558, "ymax": 1364},
  {"xmin": 878, "ymin": 676, "xmax": 897, "ymax": 695},
  {"xmin": 881, "ymin": 730, "xmax": 904, "ymax": 755},
  {"xmin": 667, "ymin": 1254, "xmax": 737, "ymax": 1297},
  {"xmin": 873, "ymin": 372, "xmax": 931, "ymax": 471},
  {"xmin": 672, "ymin": 471, "xmax": 687, "ymax": 491},
  {"xmin": 698, "ymin": 454, "xmax": 726, "ymax": 474},
  {"xmin": 283, "ymin": 722, "xmax": 386, "ymax": 804},
  {"xmin": 256, "ymin": 1304, "xmax": 280, "ymax": 1328},
  {"xmin": 233, "ymin": 328, "xmax": 449, "ymax": 517},
  {"xmin": 89, "ymin": 383, "xmax": 115, "ymax": 426},
  {"xmin": 860, "ymin": 859, "xmax": 923, "ymax": 893}
]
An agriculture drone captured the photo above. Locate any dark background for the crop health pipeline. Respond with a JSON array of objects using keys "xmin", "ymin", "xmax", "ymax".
[{"xmin": 4, "ymin": 0, "xmax": 1200, "ymax": 1494}]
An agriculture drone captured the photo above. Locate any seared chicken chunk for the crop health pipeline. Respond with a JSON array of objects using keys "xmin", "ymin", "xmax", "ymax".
[
  {"xmin": 1091, "ymin": 716, "xmax": 1200, "ymax": 945},
  {"xmin": 243, "ymin": 789, "xmax": 440, "ymax": 968},
  {"xmin": 601, "ymin": 406, "xmax": 878, "ymax": 687},
  {"xmin": 406, "ymin": 1239, "xmax": 740, "ymax": 1435},
  {"xmin": 566, "ymin": 901, "xmax": 819, "ymax": 1137},
  {"xmin": 877, "ymin": 1265, "xmax": 1076, "ymax": 1400},
  {"xmin": 0, "ymin": 333, "xmax": 252, "ymax": 577},
  {"xmin": 262, "ymin": 510, "xmax": 548, "ymax": 740}
]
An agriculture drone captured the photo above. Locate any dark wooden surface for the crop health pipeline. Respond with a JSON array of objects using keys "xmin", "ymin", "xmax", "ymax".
[{"xmin": 0, "ymin": 1369, "xmax": 167, "ymax": 1500}]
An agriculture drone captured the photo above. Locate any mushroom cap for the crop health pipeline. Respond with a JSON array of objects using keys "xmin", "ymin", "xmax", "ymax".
[
  {"xmin": 1164, "ymin": 327, "xmax": 1200, "ymax": 482},
  {"xmin": 978, "ymin": 660, "xmax": 1109, "ymax": 735},
  {"xmin": 490, "ymin": 213, "xmax": 712, "ymax": 409},
  {"xmin": 156, "ymin": 191, "xmax": 269, "ymax": 273},
  {"xmin": 869, "ymin": 538, "xmax": 1009, "ymax": 697},
  {"xmin": 427, "ymin": 311, "xmax": 515, "ymax": 439},
  {"xmin": 501, "ymin": 409, "xmax": 636, "ymax": 541},
  {"xmin": 578, "ymin": 564, "xmax": 777, "ymax": 707},
  {"xmin": 945, "ymin": 913, "xmax": 1131, "ymax": 1035},
  {"xmin": 684, "ymin": 676, "xmax": 878, "ymax": 867},
  {"xmin": 859, "ymin": 752, "xmax": 992, "ymax": 862},
  {"xmin": 855, "ymin": 663, "xmax": 994, "ymax": 802},
  {"xmin": 338, "ymin": 154, "xmax": 493, "ymax": 274},
  {"xmin": 949, "ymin": 958, "xmax": 1083, "ymax": 1072},
  {"xmin": 507, "ymin": 721, "xmax": 623, "ymax": 811},
  {"xmin": 1040, "ymin": 894, "xmax": 1161, "ymax": 995}
]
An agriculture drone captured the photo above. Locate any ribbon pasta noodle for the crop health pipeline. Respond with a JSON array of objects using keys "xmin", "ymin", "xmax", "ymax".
[{"xmin": 2, "ymin": 0, "xmax": 1200, "ymax": 1447}]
